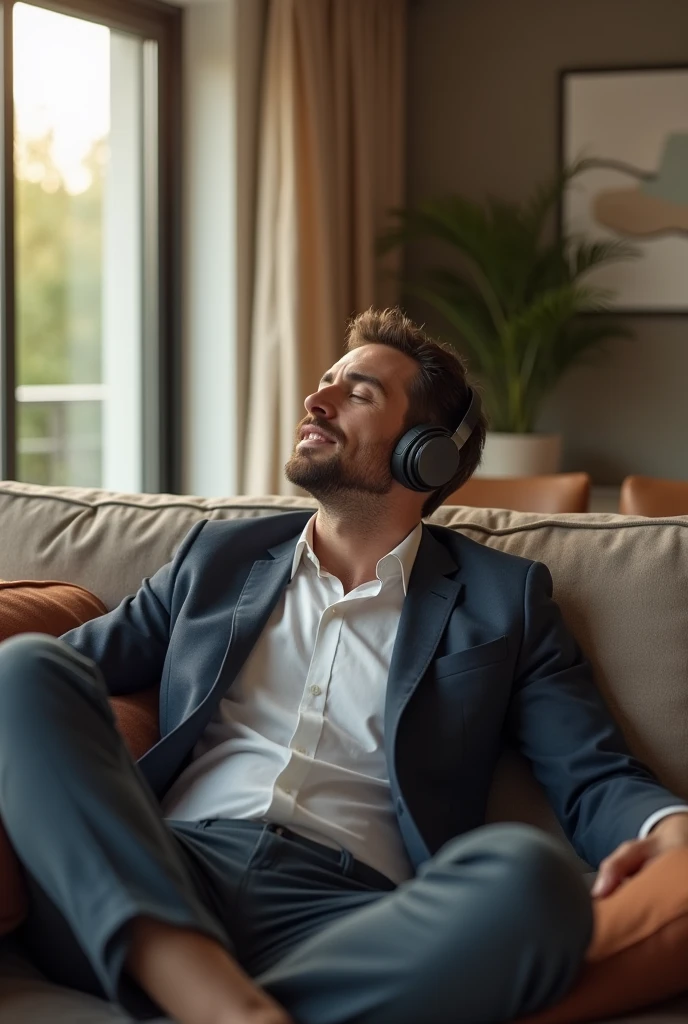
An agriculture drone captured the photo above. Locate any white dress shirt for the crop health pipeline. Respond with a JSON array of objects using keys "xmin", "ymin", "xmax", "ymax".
[
  {"xmin": 162, "ymin": 515, "xmax": 422, "ymax": 884},
  {"xmin": 638, "ymin": 806, "xmax": 688, "ymax": 838},
  {"xmin": 162, "ymin": 514, "xmax": 686, "ymax": 879}
]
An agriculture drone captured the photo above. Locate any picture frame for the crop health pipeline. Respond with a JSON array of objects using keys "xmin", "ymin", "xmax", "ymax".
[{"xmin": 558, "ymin": 64, "xmax": 688, "ymax": 315}]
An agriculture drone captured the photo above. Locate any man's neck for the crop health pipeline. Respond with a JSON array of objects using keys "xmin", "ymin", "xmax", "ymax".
[{"xmin": 311, "ymin": 507, "xmax": 420, "ymax": 594}]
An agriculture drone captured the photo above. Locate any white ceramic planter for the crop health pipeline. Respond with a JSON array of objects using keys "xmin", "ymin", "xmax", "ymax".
[{"xmin": 475, "ymin": 431, "xmax": 562, "ymax": 478}]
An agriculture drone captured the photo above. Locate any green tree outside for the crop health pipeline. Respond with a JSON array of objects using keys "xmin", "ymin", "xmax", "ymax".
[{"xmin": 15, "ymin": 130, "xmax": 105, "ymax": 484}]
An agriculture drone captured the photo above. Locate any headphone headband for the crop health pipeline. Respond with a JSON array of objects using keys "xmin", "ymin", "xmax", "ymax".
[{"xmin": 450, "ymin": 387, "xmax": 481, "ymax": 451}]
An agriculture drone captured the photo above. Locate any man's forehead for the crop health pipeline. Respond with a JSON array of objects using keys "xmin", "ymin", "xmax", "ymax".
[{"xmin": 326, "ymin": 344, "xmax": 416, "ymax": 384}]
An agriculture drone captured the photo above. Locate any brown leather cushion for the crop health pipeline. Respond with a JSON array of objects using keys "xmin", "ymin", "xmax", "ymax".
[
  {"xmin": 0, "ymin": 578, "xmax": 159, "ymax": 758},
  {"xmin": 0, "ymin": 579, "xmax": 107, "ymax": 642},
  {"xmin": 109, "ymin": 689, "xmax": 160, "ymax": 761},
  {"xmin": 619, "ymin": 476, "xmax": 688, "ymax": 517},
  {"xmin": 0, "ymin": 580, "xmax": 111, "ymax": 936},
  {"xmin": 520, "ymin": 848, "xmax": 688, "ymax": 1023},
  {"xmin": 447, "ymin": 473, "xmax": 591, "ymax": 513}
]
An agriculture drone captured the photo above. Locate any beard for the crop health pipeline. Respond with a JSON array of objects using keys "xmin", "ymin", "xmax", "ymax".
[{"xmin": 285, "ymin": 435, "xmax": 395, "ymax": 508}]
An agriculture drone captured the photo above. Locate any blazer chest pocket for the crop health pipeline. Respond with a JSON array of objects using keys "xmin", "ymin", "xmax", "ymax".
[{"xmin": 433, "ymin": 635, "xmax": 508, "ymax": 679}]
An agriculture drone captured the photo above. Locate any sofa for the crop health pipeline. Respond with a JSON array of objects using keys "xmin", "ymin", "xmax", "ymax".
[{"xmin": 0, "ymin": 479, "xmax": 687, "ymax": 1024}]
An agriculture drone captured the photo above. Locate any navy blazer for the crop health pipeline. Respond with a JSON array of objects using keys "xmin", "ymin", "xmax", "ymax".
[{"xmin": 61, "ymin": 512, "xmax": 683, "ymax": 871}]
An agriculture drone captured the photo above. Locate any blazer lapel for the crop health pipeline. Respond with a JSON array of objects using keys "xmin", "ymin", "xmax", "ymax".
[
  {"xmin": 139, "ymin": 534, "xmax": 299, "ymax": 796},
  {"xmin": 384, "ymin": 526, "xmax": 463, "ymax": 759},
  {"xmin": 212, "ymin": 534, "xmax": 298, "ymax": 700}
]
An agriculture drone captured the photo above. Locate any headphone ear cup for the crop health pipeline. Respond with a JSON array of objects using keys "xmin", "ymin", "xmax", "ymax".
[
  {"xmin": 415, "ymin": 432, "xmax": 460, "ymax": 489},
  {"xmin": 391, "ymin": 388, "xmax": 480, "ymax": 494},
  {"xmin": 392, "ymin": 426, "xmax": 458, "ymax": 492},
  {"xmin": 391, "ymin": 427, "xmax": 425, "ymax": 489}
]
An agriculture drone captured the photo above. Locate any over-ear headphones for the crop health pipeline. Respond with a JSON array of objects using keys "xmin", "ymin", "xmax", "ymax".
[{"xmin": 391, "ymin": 387, "xmax": 482, "ymax": 492}]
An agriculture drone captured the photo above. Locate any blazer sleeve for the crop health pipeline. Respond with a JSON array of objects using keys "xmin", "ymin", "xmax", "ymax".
[
  {"xmin": 59, "ymin": 520, "xmax": 206, "ymax": 696},
  {"xmin": 508, "ymin": 559, "xmax": 687, "ymax": 867}
]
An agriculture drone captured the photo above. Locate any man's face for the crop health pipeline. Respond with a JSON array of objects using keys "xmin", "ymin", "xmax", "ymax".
[{"xmin": 285, "ymin": 343, "xmax": 419, "ymax": 501}]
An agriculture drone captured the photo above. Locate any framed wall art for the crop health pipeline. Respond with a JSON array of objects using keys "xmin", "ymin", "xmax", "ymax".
[{"xmin": 559, "ymin": 64, "xmax": 688, "ymax": 314}]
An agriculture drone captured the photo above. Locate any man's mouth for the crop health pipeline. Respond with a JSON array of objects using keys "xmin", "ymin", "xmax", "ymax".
[{"xmin": 297, "ymin": 427, "xmax": 338, "ymax": 448}]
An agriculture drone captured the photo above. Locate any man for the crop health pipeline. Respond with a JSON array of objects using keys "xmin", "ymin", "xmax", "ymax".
[{"xmin": 0, "ymin": 307, "xmax": 686, "ymax": 1024}]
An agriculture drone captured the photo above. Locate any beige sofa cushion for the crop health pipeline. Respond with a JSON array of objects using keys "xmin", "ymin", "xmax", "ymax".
[
  {"xmin": 0, "ymin": 480, "xmax": 687, "ymax": 849},
  {"xmin": 1, "ymin": 940, "xmax": 687, "ymax": 1024},
  {"xmin": 0, "ymin": 482, "xmax": 320, "ymax": 610},
  {"xmin": 430, "ymin": 504, "xmax": 688, "ymax": 805}
]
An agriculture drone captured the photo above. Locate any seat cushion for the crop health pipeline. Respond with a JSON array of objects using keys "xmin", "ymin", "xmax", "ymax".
[
  {"xmin": 0, "ymin": 941, "xmax": 169, "ymax": 1023},
  {"xmin": 0, "ymin": 940, "xmax": 686, "ymax": 1024}
]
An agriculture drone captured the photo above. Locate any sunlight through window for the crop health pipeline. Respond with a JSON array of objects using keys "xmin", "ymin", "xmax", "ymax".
[{"xmin": 13, "ymin": 3, "xmax": 147, "ymax": 489}]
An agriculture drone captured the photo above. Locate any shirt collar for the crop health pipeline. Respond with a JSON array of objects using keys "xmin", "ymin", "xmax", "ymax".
[{"xmin": 290, "ymin": 514, "xmax": 423, "ymax": 596}]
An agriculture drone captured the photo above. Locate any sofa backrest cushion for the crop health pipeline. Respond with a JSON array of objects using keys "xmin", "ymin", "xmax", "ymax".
[{"xmin": 1, "ymin": 480, "xmax": 687, "ymax": 848}]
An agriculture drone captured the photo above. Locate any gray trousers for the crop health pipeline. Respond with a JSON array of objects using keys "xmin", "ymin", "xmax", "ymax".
[{"xmin": 0, "ymin": 634, "xmax": 593, "ymax": 1024}]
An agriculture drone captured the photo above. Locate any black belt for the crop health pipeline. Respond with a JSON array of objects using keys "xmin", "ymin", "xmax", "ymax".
[{"xmin": 261, "ymin": 820, "xmax": 396, "ymax": 891}]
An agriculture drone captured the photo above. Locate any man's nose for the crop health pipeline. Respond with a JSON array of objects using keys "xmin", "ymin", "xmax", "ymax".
[{"xmin": 304, "ymin": 386, "xmax": 337, "ymax": 418}]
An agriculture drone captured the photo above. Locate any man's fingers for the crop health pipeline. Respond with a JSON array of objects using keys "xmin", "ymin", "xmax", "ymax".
[{"xmin": 591, "ymin": 839, "xmax": 653, "ymax": 898}]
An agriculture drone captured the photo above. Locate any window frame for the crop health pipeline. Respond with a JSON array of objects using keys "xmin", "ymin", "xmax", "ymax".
[{"xmin": 0, "ymin": 0, "xmax": 182, "ymax": 491}]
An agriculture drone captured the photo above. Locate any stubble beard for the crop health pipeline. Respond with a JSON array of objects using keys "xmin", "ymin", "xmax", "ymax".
[{"xmin": 284, "ymin": 439, "xmax": 395, "ymax": 516}]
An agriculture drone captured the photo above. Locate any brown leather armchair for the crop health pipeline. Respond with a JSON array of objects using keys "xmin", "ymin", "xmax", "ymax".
[
  {"xmin": 619, "ymin": 476, "xmax": 688, "ymax": 517},
  {"xmin": 445, "ymin": 473, "xmax": 591, "ymax": 514}
]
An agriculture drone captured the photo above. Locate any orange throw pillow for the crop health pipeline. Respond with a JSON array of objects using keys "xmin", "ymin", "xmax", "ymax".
[
  {"xmin": 0, "ymin": 578, "xmax": 107, "ymax": 641},
  {"xmin": 110, "ymin": 689, "xmax": 160, "ymax": 761},
  {"xmin": 519, "ymin": 848, "xmax": 688, "ymax": 1023},
  {"xmin": 0, "ymin": 578, "xmax": 160, "ymax": 757}
]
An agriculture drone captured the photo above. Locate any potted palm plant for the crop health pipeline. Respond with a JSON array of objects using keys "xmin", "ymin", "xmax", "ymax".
[{"xmin": 380, "ymin": 163, "xmax": 637, "ymax": 476}]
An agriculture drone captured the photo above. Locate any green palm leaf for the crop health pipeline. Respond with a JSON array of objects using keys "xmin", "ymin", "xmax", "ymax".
[
  {"xmin": 380, "ymin": 162, "xmax": 639, "ymax": 432},
  {"xmin": 521, "ymin": 157, "xmax": 592, "ymax": 237},
  {"xmin": 569, "ymin": 238, "xmax": 639, "ymax": 278}
]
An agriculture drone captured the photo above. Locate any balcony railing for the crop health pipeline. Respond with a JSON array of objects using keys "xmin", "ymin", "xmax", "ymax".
[
  {"xmin": 16, "ymin": 384, "xmax": 108, "ymax": 404},
  {"xmin": 15, "ymin": 384, "xmax": 104, "ymax": 472}
]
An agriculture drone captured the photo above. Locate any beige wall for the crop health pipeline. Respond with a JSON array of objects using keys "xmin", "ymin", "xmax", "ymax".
[{"xmin": 406, "ymin": 0, "xmax": 688, "ymax": 484}]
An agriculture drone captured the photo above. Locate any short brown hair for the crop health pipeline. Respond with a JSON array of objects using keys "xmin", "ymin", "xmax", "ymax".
[{"xmin": 345, "ymin": 307, "xmax": 486, "ymax": 517}]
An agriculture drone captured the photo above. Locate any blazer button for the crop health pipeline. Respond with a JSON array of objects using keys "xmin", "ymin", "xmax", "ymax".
[{"xmin": 396, "ymin": 798, "xmax": 404, "ymax": 815}]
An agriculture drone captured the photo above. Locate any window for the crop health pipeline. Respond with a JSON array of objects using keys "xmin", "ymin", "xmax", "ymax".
[{"xmin": 0, "ymin": 0, "xmax": 182, "ymax": 492}]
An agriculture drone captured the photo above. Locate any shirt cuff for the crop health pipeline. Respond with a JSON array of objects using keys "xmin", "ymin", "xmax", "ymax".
[{"xmin": 638, "ymin": 806, "xmax": 688, "ymax": 839}]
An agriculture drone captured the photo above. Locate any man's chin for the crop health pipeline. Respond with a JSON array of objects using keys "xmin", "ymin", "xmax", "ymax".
[{"xmin": 284, "ymin": 451, "xmax": 338, "ymax": 491}]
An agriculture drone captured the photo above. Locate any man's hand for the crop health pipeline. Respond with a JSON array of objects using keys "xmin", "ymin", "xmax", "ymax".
[{"xmin": 591, "ymin": 813, "xmax": 688, "ymax": 899}]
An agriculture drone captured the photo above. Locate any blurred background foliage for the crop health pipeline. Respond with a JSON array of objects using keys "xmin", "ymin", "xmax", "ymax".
[
  {"xmin": 16, "ymin": 129, "xmax": 104, "ymax": 385},
  {"xmin": 15, "ymin": 130, "xmax": 104, "ymax": 483}
]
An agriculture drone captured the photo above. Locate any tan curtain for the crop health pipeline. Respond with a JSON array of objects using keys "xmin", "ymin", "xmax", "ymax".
[{"xmin": 240, "ymin": 0, "xmax": 407, "ymax": 495}]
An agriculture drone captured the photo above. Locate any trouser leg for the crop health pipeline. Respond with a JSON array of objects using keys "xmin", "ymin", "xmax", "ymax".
[
  {"xmin": 0, "ymin": 634, "xmax": 228, "ymax": 1018},
  {"xmin": 257, "ymin": 823, "xmax": 593, "ymax": 1024}
]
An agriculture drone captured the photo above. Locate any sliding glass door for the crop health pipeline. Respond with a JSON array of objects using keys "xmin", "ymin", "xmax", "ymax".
[{"xmin": 0, "ymin": 0, "xmax": 181, "ymax": 492}]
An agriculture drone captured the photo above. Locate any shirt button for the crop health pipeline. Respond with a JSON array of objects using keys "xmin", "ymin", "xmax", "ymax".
[
  {"xmin": 310, "ymin": 684, "xmax": 322, "ymax": 696},
  {"xmin": 295, "ymin": 746, "xmax": 307, "ymax": 755}
]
